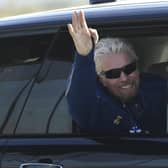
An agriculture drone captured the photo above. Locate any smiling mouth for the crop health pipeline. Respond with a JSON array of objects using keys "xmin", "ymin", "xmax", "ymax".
[{"xmin": 121, "ymin": 84, "xmax": 133, "ymax": 89}]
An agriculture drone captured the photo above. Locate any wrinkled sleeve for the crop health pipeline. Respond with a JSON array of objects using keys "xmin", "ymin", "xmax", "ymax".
[{"xmin": 66, "ymin": 49, "xmax": 97, "ymax": 130}]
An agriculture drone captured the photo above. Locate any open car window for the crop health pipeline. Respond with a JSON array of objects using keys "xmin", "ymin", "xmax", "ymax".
[{"xmin": 0, "ymin": 24, "xmax": 167, "ymax": 137}]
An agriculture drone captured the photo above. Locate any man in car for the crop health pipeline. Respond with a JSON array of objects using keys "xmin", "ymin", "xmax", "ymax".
[{"xmin": 66, "ymin": 11, "xmax": 167, "ymax": 135}]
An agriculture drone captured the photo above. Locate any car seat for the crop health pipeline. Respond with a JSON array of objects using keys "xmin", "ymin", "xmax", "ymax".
[{"xmin": 148, "ymin": 61, "xmax": 168, "ymax": 133}]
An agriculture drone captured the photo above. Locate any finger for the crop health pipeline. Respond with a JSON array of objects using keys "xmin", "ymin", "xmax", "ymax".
[
  {"xmin": 89, "ymin": 28, "xmax": 99, "ymax": 44},
  {"xmin": 67, "ymin": 24, "xmax": 74, "ymax": 37},
  {"xmin": 72, "ymin": 11, "xmax": 80, "ymax": 32},
  {"xmin": 79, "ymin": 10, "xmax": 88, "ymax": 30},
  {"xmin": 76, "ymin": 11, "xmax": 83, "ymax": 29}
]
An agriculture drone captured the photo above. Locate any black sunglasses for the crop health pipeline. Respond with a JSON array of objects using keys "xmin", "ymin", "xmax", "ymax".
[{"xmin": 100, "ymin": 61, "xmax": 137, "ymax": 79}]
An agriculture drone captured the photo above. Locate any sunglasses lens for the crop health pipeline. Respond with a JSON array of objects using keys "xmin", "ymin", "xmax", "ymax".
[
  {"xmin": 124, "ymin": 62, "xmax": 137, "ymax": 75},
  {"xmin": 105, "ymin": 69, "xmax": 121, "ymax": 79},
  {"xmin": 104, "ymin": 61, "xmax": 137, "ymax": 79}
]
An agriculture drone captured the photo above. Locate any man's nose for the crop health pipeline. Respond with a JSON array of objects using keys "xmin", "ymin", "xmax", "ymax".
[{"xmin": 120, "ymin": 71, "xmax": 128, "ymax": 81}]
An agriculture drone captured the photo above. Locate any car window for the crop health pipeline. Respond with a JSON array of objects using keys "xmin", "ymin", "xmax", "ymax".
[
  {"xmin": 0, "ymin": 29, "xmax": 74, "ymax": 135},
  {"xmin": 0, "ymin": 24, "xmax": 167, "ymax": 136}
]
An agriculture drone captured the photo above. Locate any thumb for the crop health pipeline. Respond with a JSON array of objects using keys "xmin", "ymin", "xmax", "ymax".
[
  {"xmin": 89, "ymin": 28, "xmax": 99, "ymax": 44},
  {"xmin": 67, "ymin": 24, "xmax": 74, "ymax": 38}
]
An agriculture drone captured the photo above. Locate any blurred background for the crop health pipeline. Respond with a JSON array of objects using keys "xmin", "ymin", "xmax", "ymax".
[
  {"xmin": 0, "ymin": 0, "xmax": 89, "ymax": 18},
  {"xmin": 0, "ymin": 0, "xmax": 160, "ymax": 18}
]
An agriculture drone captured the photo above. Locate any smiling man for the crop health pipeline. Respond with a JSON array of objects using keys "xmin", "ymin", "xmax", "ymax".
[
  {"xmin": 66, "ymin": 11, "xmax": 167, "ymax": 135},
  {"xmin": 95, "ymin": 38, "xmax": 140, "ymax": 103}
]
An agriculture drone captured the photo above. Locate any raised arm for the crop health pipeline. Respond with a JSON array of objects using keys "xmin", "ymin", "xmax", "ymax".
[{"xmin": 66, "ymin": 11, "xmax": 99, "ymax": 130}]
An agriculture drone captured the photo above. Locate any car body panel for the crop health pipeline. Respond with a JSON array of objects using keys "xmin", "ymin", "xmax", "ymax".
[{"xmin": 0, "ymin": 1, "xmax": 168, "ymax": 37}]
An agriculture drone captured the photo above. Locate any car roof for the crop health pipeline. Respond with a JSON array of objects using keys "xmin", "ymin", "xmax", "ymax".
[{"xmin": 0, "ymin": 0, "xmax": 168, "ymax": 38}]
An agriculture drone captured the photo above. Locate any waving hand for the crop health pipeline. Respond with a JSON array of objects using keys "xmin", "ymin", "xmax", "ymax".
[{"xmin": 67, "ymin": 11, "xmax": 98, "ymax": 56}]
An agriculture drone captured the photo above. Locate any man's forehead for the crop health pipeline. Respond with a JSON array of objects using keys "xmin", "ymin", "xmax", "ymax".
[{"xmin": 101, "ymin": 53, "xmax": 132, "ymax": 70}]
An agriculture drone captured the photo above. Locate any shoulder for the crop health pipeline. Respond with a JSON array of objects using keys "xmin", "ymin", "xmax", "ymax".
[{"xmin": 140, "ymin": 72, "xmax": 167, "ymax": 91}]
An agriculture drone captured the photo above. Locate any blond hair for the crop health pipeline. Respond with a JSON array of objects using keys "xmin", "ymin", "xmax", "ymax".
[{"xmin": 94, "ymin": 38, "xmax": 138, "ymax": 75}]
